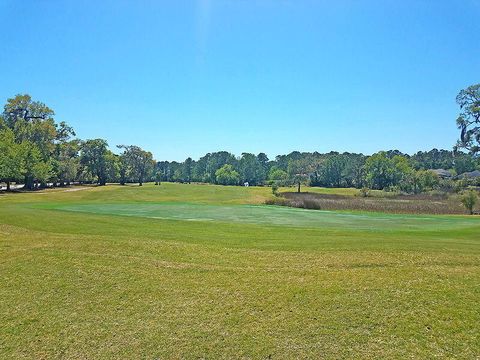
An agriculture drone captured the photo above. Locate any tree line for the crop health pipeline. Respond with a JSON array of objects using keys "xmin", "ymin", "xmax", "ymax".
[
  {"xmin": 1, "ymin": 85, "xmax": 479, "ymax": 192},
  {"xmin": 0, "ymin": 95, "xmax": 154, "ymax": 190},
  {"xmin": 157, "ymin": 148, "xmax": 479, "ymax": 193}
]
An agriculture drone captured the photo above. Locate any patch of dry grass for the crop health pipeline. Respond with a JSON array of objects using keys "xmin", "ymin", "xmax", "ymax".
[{"xmin": 268, "ymin": 192, "xmax": 473, "ymax": 215}]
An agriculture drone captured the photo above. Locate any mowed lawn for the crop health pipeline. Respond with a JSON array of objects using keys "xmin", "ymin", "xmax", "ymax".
[{"xmin": 1, "ymin": 183, "xmax": 480, "ymax": 358}]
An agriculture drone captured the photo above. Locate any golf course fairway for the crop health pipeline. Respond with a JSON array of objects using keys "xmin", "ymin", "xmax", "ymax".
[{"xmin": 1, "ymin": 183, "xmax": 479, "ymax": 358}]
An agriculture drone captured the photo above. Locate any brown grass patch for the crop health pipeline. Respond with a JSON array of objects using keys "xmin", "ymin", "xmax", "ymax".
[{"xmin": 266, "ymin": 192, "xmax": 472, "ymax": 215}]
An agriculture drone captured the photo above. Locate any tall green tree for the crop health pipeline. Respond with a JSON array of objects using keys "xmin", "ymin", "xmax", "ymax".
[
  {"xmin": 287, "ymin": 159, "xmax": 310, "ymax": 193},
  {"xmin": 453, "ymin": 152, "xmax": 477, "ymax": 175},
  {"xmin": 183, "ymin": 157, "xmax": 193, "ymax": 183},
  {"xmin": 268, "ymin": 166, "xmax": 288, "ymax": 184},
  {"xmin": 321, "ymin": 155, "xmax": 346, "ymax": 187},
  {"xmin": 456, "ymin": 84, "xmax": 480, "ymax": 154},
  {"xmin": 0, "ymin": 128, "xmax": 25, "ymax": 190},
  {"xmin": 215, "ymin": 164, "xmax": 240, "ymax": 185},
  {"xmin": 80, "ymin": 139, "xmax": 110, "ymax": 185},
  {"xmin": 343, "ymin": 154, "xmax": 366, "ymax": 188},
  {"xmin": 117, "ymin": 145, "xmax": 154, "ymax": 186},
  {"xmin": 365, "ymin": 152, "xmax": 413, "ymax": 190},
  {"xmin": 1, "ymin": 94, "xmax": 73, "ymax": 189},
  {"xmin": 239, "ymin": 153, "xmax": 265, "ymax": 185}
]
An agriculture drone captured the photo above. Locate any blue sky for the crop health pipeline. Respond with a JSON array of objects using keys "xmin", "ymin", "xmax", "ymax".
[{"xmin": 0, "ymin": 1, "xmax": 479, "ymax": 161}]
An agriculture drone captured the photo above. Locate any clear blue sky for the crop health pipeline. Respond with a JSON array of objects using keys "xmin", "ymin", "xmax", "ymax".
[{"xmin": 0, "ymin": 1, "xmax": 478, "ymax": 161}]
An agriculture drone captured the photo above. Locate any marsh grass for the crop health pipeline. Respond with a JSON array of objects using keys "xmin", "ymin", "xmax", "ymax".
[{"xmin": 267, "ymin": 192, "xmax": 472, "ymax": 215}]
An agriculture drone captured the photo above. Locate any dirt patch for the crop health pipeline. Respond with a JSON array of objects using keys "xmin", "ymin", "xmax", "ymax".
[{"xmin": 62, "ymin": 187, "xmax": 90, "ymax": 192}]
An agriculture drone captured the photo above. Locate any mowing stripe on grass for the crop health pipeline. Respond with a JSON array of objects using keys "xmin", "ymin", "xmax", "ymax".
[{"xmin": 39, "ymin": 202, "xmax": 480, "ymax": 232}]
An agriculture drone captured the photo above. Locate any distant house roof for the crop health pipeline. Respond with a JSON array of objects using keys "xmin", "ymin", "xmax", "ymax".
[
  {"xmin": 429, "ymin": 169, "xmax": 452, "ymax": 178},
  {"xmin": 458, "ymin": 170, "xmax": 480, "ymax": 179}
]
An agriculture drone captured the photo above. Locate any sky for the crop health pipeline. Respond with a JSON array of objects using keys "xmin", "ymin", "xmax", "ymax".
[{"xmin": 0, "ymin": 1, "xmax": 479, "ymax": 161}]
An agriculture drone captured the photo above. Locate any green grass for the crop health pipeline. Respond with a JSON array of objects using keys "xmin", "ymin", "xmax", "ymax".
[{"xmin": 1, "ymin": 183, "xmax": 480, "ymax": 358}]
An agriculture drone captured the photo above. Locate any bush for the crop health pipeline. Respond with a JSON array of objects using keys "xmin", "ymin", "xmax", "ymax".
[
  {"xmin": 438, "ymin": 179, "xmax": 455, "ymax": 193},
  {"xmin": 271, "ymin": 183, "xmax": 279, "ymax": 196},
  {"xmin": 385, "ymin": 185, "xmax": 401, "ymax": 195},
  {"xmin": 358, "ymin": 187, "xmax": 370, "ymax": 197},
  {"xmin": 460, "ymin": 190, "xmax": 478, "ymax": 215}
]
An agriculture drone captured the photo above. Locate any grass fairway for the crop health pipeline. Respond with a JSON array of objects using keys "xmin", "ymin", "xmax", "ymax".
[{"xmin": 1, "ymin": 183, "xmax": 480, "ymax": 358}]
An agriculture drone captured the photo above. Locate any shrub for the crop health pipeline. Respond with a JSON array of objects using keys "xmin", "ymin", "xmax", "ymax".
[
  {"xmin": 271, "ymin": 183, "xmax": 279, "ymax": 196},
  {"xmin": 359, "ymin": 187, "xmax": 370, "ymax": 197},
  {"xmin": 461, "ymin": 190, "xmax": 478, "ymax": 215},
  {"xmin": 438, "ymin": 179, "xmax": 455, "ymax": 193}
]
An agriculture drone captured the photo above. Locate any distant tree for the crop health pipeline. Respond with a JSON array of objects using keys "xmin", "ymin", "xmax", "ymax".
[
  {"xmin": 0, "ymin": 128, "xmax": 24, "ymax": 190},
  {"xmin": 118, "ymin": 151, "xmax": 129, "ymax": 185},
  {"xmin": 392, "ymin": 155, "xmax": 414, "ymax": 184},
  {"xmin": 321, "ymin": 155, "xmax": 346, "ymax": 187},
  {"xmin": 461, "ymin": 190, "xmax": 478, "ymax": 215},
  {"xmin": 173, "ymin": 167, "xmax": 183, "ymax": 182},
  {"xmin": 23, "ymin": 143, "xmax": 53, "ymax": 189},
  {"xmin": 54, "ymin": 137, "xmax": 80, "ymax": 186},
  {"xmin": 364, "ymin": 152, "xmax": 395, "ymax": 190},
  {"xmin": 80, "ymin": 139, "xmax": 110, "ymax": 185},
  {"xmin": 215, "ymin": 164, "xmax": 240, "ymax": 185},
  {"xmin": 198, "ymin": 152, "xmax": 237, "ymax": 183},
  {"xmin": 154, "ymin": 168, "xmax": 162, "ymax": 185},
  {"xmin": 1, "ymin": 94, "xmax": 64, "ymax": 189},
  {"xmin": 168, "ymin": 161, "xmax": 182, "ymax": 182},
  {"xmin": 33, "ymin": 159, "xmax": 53, "ymax": 186},
  {"xmin": 156, "ymin": 161, "xmax": 171, "ymax": 182},
  {"xmin": 287, "ymin": 159, "xmax": 310, "ymax": 193},
  {"xmin": 257, "ymin": 152, "xmax": 269, "ymax": 174},
  {"xmin": 453, "ymin": 152, "xmax": 477, "ymax": 175},
  {"xmin": 117, "ymin": 145, "xmax": 154, "ymax": 186},
  {"xmin": 183, "ymin": 157, "xmax": 193, "ymax": 183},
  {"xmin": 343, "ymin": 154, "xmax": 366, "ymax": 188},
  {"xmin": 239, "ymin": 153, "xmax": 265, "ymax": 185},
  {"xmin": 105, "ymin": 151, "xmax": 121, "ymax": 184},
  {"xmin": 411, "ymin": 149, "xmax": 455, "ymax": 170},
  {"xmin": 275, "ymin": 151, "xmax": 304, "ymax": 171},
  {"xmin": 365, "ymin": 152, "xmax": 413, "ymax": 190},
  {"xmin": 384, "ymin": 149, "xmax": 406, "ymax": 159},
  {"xmin": 268, "ymin": 166, "xmax": 288, "ymax": 184},
  {"xmin": 404, "ymin": 170, "xmax": 440, "ymax": 194},
  {"xmin": 456, "ymin": 84, "xmax": 480, "ymax": 154}
]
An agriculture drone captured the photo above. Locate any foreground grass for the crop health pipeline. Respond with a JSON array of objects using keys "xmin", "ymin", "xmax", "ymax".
[{"xmin": 1, "ymin": 183, "xmax": 480, "ymax": 358}]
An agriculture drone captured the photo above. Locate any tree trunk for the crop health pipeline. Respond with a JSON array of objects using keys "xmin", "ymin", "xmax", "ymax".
[
  {"xmin": 24, "ymin": 175, "xmax": 35, "ymax": 190},
  {"xmin": 98, "ymin": 172, "xmax": 106, "ymax": 186},
  {"xmin": 297, "ymin": 182, "xmax": 301, "ymax": 193},
  {"xmin": 6, "ymin": 181, "xmax": 10, "ymax": 191}
]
